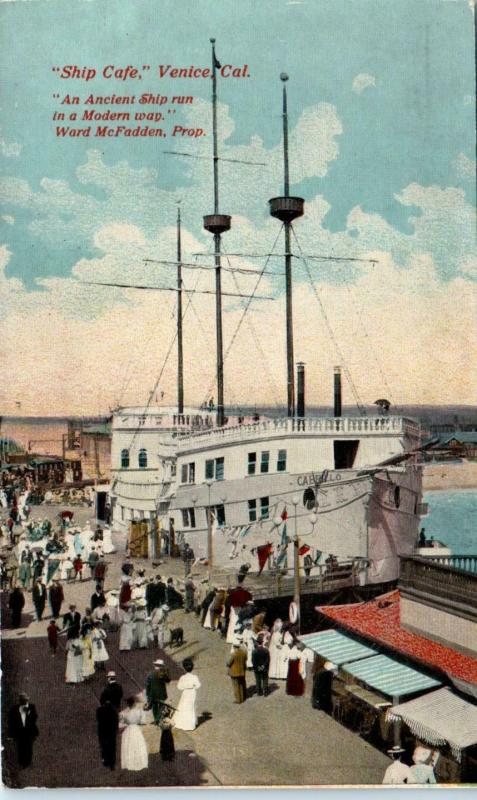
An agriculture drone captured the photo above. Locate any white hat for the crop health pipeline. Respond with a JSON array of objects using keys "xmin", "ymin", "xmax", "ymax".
[
  {"xmin": 107, "ymin": 670, "xmax": 116, "ymax": 677},
  {"xmin": 323, "ymin": 661, "xmax": 337, "ymax": 671},
  {"xmin": 154, "ymin": 659, "xmax": 164, "ymax": 666}
]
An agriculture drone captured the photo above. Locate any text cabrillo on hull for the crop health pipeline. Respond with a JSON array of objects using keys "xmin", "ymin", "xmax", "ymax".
[{"xmin": 55, "ymin": 125, "xmax": 166, "ymax": 137}]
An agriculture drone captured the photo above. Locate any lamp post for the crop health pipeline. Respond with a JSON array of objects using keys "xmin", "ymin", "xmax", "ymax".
[
  {"xmin": 291, "ymin": 494, "xmax": 300, "ymax": 632},
  {"xmin": 204, "ymin": 479, "xmax": 213, "ymax": 583}
]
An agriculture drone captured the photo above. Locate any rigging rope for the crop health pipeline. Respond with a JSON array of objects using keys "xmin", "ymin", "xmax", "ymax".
[
  {"xmin": 200, "ymin": 224, "xmax": 285, "ymax": 409},
  {"xmin": 290, "ymin": 225, "xmax": 366, "ymax": 415}
]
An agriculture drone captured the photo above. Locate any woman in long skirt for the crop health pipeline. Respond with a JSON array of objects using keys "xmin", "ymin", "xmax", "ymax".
[
  {"xmin": 81, "ymin": 626, "xmax": 95, "ymax": 679},
  {"xmin": 119, "ymin": 697, "xmax": 148, "ymax": 771},
  {"xmin": 268, "ymin": 619, "xmax": 283, "ymax": 679},
  {"xmin": 92, "ymin": 622, "xmax": 109, "ymax": 669},
  {"xmin": 133, "ymin": 604, "xmax": 148, "ymax": 649},
  {"xmin": 119, "ymin": 605, "xmax": 136, "ymax": 651},
  {"xmin": 286, "ymin": 643, "xmax": 305, "ymax": 696},
  {"xmin": 65, "ymin": 637, "xmax": 84, "ymax": 683},
  {"xmin": 172, "ymin": 659, "xmax": 201, "ymax": 731}
]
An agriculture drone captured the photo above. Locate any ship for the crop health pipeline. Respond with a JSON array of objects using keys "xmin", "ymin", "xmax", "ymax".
[{"xmin": 108, "ymin": 41, "xmax": 425, "ymax": 601}]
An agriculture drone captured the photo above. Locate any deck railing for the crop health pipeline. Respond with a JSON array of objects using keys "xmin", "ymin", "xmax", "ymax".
[
  {"xmin": 177, "ymin": 416, "xmax": 420, "ymax": 449},
  {"xmin": 399, "ymin": 556, "xmax": 477, "ymax": 610}
]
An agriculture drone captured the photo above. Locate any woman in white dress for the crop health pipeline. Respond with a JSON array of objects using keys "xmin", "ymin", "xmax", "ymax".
[
  {"xmin": 105, "ymin": 590, "xmax": 121, "ymax": 629},
  {"xmin": 277, "ymin": 628, "xmax": 294, "ymax": 680},
  {"xmin": 60, "ymin": 554, "xmax": 73, "ymax": 582},
  {"xmin": 242, "ymin": 623, "xmax": 255, "ymax": 669},
  {"xmin": 119, "ymin": 605, "xmax": 136, "ymax": 651},
  {"xmin": 268, "ymin": 618, "xmax": 284, "ymax": 679},
  {"xmin": 119, "ymin": 697, "xmax": 148, "ymax": 771},
  {"xmin": 172, "ymin": 659, "xmax": 201, "ymax": 732},
  {"xmin": 102, "ymin": 527, "xmax": 116, "ymax": 554},
  {"xmin": 92, "ymin": 622, "xmax": 109, "ymax": 668},
  {"xmin": 65, "ymin": 637, "xmax": 84, "ymax": 684}
]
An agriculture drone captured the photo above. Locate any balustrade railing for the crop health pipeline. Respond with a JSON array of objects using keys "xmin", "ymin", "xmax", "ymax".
[
  {"xmin": 399, "ymin": 556, "xmax": 477, "ymax": 608},
  {"xmin": 177, "ymin": 416, "xmax": 419, "ymax": 448}
]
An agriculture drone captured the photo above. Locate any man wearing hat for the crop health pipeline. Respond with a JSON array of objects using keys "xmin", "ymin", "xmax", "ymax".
[
  {"xmin": 226, "ymin": 640, "xmax": 248, "ymax": 704},
  {"xmin": 382, "ymin": 746, "xmax": 412, "ymax": 784},
  {"xmin": 100, "ymin": 671, "xmax": 123, "ymax": 710},
  {"xmin": 145, "ymin": 659, "xmax": 171, "ymax": 725},
  {"xmin": 96, "ymin": 697, "xmax": 118, "ymax": 770}
]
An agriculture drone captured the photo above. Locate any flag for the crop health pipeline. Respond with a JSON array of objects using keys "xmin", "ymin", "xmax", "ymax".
[
  {"xmin": 213, "ymin": 53, "xmax": 222, "ymax": 70},
  {"xmin": 257, "ymin": 542, "xmax": 273, "ymax": 574},
  {"xmin": 281, "ymin": 507, "xmax": 288, "ymax": 521},
  {"xmin": 299, "ymin": 544, "xmax": 310, "ymax": 556},
  {"xmin": 276, "ymin": 547, "xmax": 288, "ymax": 568}
]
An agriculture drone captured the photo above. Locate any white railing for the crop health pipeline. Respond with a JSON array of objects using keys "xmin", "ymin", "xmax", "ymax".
[{"xmin": 176, "ymin": 416, "xmax": 420, "ymax": 449}]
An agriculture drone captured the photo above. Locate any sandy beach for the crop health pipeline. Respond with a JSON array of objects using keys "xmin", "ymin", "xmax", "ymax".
[{"xmin": 423, "ymin": 460, "xmax": 477, "ymax": 491}]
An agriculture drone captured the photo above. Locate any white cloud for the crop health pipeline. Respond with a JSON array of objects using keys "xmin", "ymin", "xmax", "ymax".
[
  {"xmin": 0, "ymin": 134, "xmax": 22, "ymax": 158},
  {"xmin": 454, "ymin": 152, "xmax": 475, "ymax": 179},
  {"xmin": 1, "ymin": 215, "xmax": 14, "ymax": 225},
  {"xmin": 352, "ymin": 73, "xmax": 376, "ymax": 94}
]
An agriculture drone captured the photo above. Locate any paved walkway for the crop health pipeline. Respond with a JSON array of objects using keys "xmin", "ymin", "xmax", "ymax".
[{"xmin": 1, "ymin": 505, "xmax": 390, "ymax": 787}]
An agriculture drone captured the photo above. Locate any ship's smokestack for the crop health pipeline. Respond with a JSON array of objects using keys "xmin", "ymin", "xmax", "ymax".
[
  {"xmin": 334, "ymin": 366, "xmax": 342, "ymax": 417},
  {"xmin": 297, "ymin": 362, "xmax": 305, "ymax": 418}
]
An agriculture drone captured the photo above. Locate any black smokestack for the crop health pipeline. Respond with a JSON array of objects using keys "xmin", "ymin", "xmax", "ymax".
[
  {"xmin": 334, "ymin": 366, "xmax": 342, "ymax": 417},
  {"xmin": 297, "ymin": 362, "xmax": 305, "ymax": 418}
]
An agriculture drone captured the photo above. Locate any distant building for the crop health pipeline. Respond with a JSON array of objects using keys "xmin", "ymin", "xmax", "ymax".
[{"xmin": 80, "ymin": 422, "xmax": 112, "ymax": 480}]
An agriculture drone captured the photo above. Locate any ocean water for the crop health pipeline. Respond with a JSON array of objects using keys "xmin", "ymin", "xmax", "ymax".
[{"xmin": 423, "ymin": 490, "xmax": 477, "ymax": 555}]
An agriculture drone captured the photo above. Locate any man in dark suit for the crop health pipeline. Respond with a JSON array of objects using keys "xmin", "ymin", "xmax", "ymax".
[
  {"xmin": 8, "ymin": 693, "xmax": 39, "ymax": 768},
  {"xmin": 96, "ymin": 698, "xmax": 118, "ymax": 769},
  {"xmin": 62, "ymin": 604, "xmax": 81, "ymax": 639},
  {"xmin": 227, "ymin": 640, "xmax": 248, "ymax": 703},
  {"xmin": 8, "ymin": 586, "xmax": 25, "ymax": 628},
  {"xmin": 145, "ymin": 659, "xmax": 170, "ymax": 724},
  {"xmin": 145, "ymin": 575, "xmax": 166, "ymax": 615},
  {"xmin": 48, "ymin": 580, "xmax": 64, "ymax": 619},
  {"xmin": 32, "ymin": 580, "xmax": 47, "ymax": 621},
  {"xmin": 100, "ymin": 671, "xmax": 123, "ymax": 710},
  {"xmin": 252, "ymin": 635, "xmax": 270, "ymax": 696}
]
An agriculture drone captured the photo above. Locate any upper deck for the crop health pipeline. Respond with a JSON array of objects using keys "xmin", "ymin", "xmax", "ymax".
[{"xmin": 176, "ymin": 415, "xmax": 421, "ymax": 452}]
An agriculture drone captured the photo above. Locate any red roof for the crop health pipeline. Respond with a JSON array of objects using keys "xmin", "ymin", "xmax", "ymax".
[{"xmin": 317, "ymin": 590, "xmax": 477, "ymax": 686}]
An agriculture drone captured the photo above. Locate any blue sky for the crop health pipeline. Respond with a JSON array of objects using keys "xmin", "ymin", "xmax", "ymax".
[{"xmin": 0, "ymin": 0, "xmax": 475, "ymax": 413}]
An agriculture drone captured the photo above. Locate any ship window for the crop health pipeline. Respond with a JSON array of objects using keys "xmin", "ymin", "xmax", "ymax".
[
  {"xmin": 208, "ymin": 504, "xmax": 226, "ymax": 526},
  {"xmin": 181, "ymin": 507, "xmax": 196, "ymax": 528},
  {"xmin": 248, "ymin": 499, "xmax": 257, "ymax": 522},
  {"xmin": 121, "ymin": 449, "xmax": 129, "ymax": 468},
  {"xmin": 333, "ymin": 440, "xmax": 359, "ymax": 469},
  {"xmin": 205, "ymin": 457, "xmax": 224, "ymax": 481},
  {"xmin": 277, "ymin": 449, "xmax": 287, "ymax": 472},
  {"xmin": 260, "ymin": 496, "xmax": 269, "ymax": 519},
  {"xmin": 138, "ymin": 449, "xmax": 148, "ymax": 468},
  {"xmin": 248, "ymin": 452, "xmax": 256, "ymax": 476},
  {"xmin": 181, "ymin": 462, "xmax": 195, "ymax": 484},
  {"xmin": 260, "ymin": 451, "xmax": 270, "ymax": 474}
]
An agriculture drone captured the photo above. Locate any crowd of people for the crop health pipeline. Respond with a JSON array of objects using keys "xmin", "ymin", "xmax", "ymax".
[{"xmin": 2, "ymin": 472, "xmax": 437, "ymax": 784}]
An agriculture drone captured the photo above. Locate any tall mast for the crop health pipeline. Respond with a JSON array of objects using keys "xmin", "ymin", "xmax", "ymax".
[
  {"xmin": 177, "ymin": 206, "xmax": 184, "ymax": 415},
  {"xmin": 203, "ymin": 38, "xmax": 231, "ymax": 428},
  {"xmin": 269, "ymin": 73, "xmax": 304, "ymax": 418}
]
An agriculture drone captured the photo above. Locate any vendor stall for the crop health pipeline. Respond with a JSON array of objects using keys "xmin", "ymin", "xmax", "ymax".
[{"xmin": 387, "ymin": 687, "xmax": 477, "ymax": 782}]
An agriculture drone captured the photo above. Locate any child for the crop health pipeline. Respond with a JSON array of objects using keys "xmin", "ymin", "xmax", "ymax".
[
  {"xmin": 159, "ymin": 718, "xmax": 175, "ymax": 762},
  {"xmin": 47, "ymin": 620, "xmax": 58, "ymax": 655},
  {"xmin": 73, "ymin": 554, "xmax": 83, "ymax": 581}
]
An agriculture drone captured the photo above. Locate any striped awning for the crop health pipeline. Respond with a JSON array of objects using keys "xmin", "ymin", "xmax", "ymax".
[
  {"xmin": 299, "ymin": 629, "xmax": 378, "ymax": 665},
  {"xmin": 387, "ymin": 687, "xmax": 477, "ymax": 761},
  {"xmin": 343, "ymin": 653, "xmax": 441, "ymax": 700}
]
